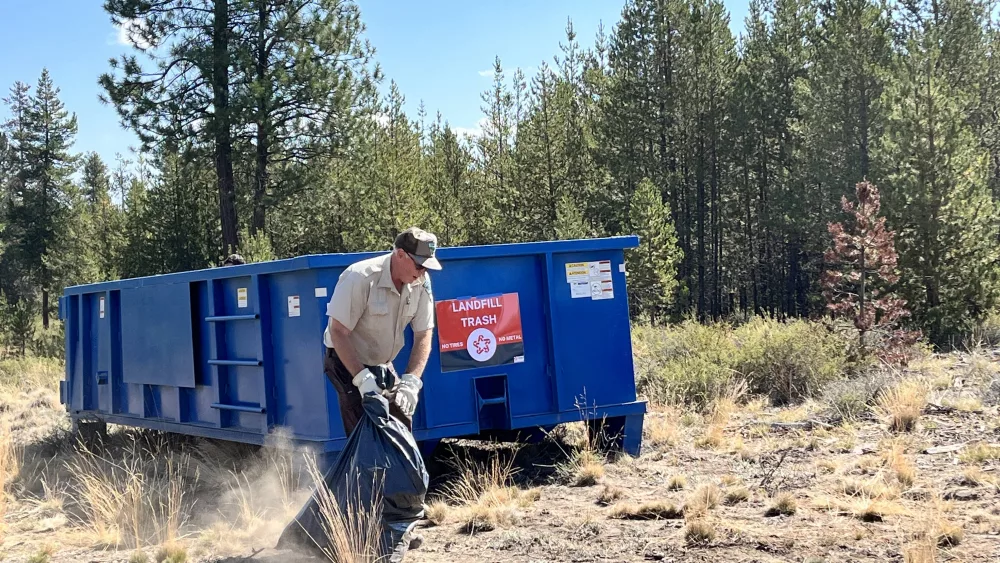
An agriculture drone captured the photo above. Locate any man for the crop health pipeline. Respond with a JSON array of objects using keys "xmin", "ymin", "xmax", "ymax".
[{"xmin": 322, "ymin": 227, "xmax": 441, "ymax": 435}]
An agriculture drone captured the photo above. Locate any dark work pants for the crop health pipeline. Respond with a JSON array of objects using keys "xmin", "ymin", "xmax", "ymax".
[{"xmin": 324, "ymin": 347, "xmax": 412, "ymax": 435}]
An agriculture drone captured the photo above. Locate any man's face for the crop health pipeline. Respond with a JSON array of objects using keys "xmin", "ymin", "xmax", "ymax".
[{"xmin": 395, "ymin": 248, "xmax": 426, "ymax": 284}]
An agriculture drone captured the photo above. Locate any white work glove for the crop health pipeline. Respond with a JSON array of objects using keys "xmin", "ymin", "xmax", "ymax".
[
  {"xmin": 352, "ymin": 368, "xmax": 382, "ymax": 397},
  {"xmin": 394, "ymin": 373, "xmax": 422, "ymax": 417}
]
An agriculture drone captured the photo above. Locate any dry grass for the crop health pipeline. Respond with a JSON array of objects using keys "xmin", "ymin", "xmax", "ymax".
[
  {"xmin": 934, "ymin": 520, "xmax": 964, "ymax": 547},
  {"xmin": 668, "ymin": 474, "xmax": 687, "ymax": 491},
  {"xmin": 684, "ymin": 519, "xmax": 716, "ymax": 545},
  {"xmin": 425, "ymin": 501, "xmax": 450, "ymax": 526},
  {"xmin": 959, "ymin": 443, "xmax": 1000, "ymax": 464},
  {"xmin": 694, "ymin": 424, "xmax": 724, "ymax": 449},
  {"xmin": 685, "ymin": 484, "xmax": 721, "ymax": 516},
  {"xmin": 436, "ymin": 450, "xmax": 540, "ymax": 535},
  {"xmin": 609, "ymin": 500, "xmax": 684, "ymax": 520},
  {"xmin": 847, "ymin": 498, "xmax": 906, "ymax": 522},
  {"xmin": 724, "ymin": 486, "xmax": 750, "ymax": 505},
  {"xmin": 574, "ymin": 460, "xmax": 605, "ymax": 487},
  {"xmin": 154, "ymin": 543, "xmax": 187, "ymax": 563},
  {"xmin": 301, "ymin": 455, "xmax": 384, "ymax": 562},
  {"xmin": 840, "ymin": 474, "xmax": 901, "ymax": 501},
  {"xmin": 644, "ymin": 409, "xmax": 680, "ymax": 449},
  {"xmin": 903, "ymin": 540, "xmax": 937, "ymax": 563},
  {"xmin": 0, "ymin": 418, "xmax": 15, "ymax": 538},
  {"xmin": 68, "ymin": 438, "xmax": 195, "ymax": 549},
  {"xmin": 874, "ymin": 380, "xmax": 928, "ymax": 432},
  {"xmin": 597, "ymin": 484, "xmax": 624, "ymax": 505},
  {"xmin": 943, "ymin": 396, "xmax": 983, "ymax": 412},
  {"xmin": 765, "ymin": 493, "xmax": 796, "ymax": 516},
  {"xmin": 884, "ymin": 442, "xmax": 917, "ymax": 487}
]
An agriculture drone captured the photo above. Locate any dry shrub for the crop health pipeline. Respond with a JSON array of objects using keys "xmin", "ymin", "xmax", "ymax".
[
  {"xmin": 724, "ymin": 487, "xmax": 750, "ymax": 505},
  {"xmin": 644, "ymin": 409, "xmax": 680, "ymax": 449},
  {"xmin": 424, "ymin": 501, "xmax": 449, "ymax": 526},
  {"xmin": 0, "ymin": 418, "xmax": 16, "ymax": 536},
  {"xmin": 597, "ymin": 484, "xmax": 624, "ymax": 505},
  {"xmin": 959, "ymin": 443, "xmax": 1000, "ymax": 464},
  {"xmin": 574, "ymin": 461, "xmax": 605, "ymax": 487},
  {"xmin": 300, "ymin": 455, "xmax": 384, "ymax": 562},
  {"xmin": 684, "ymin": 519, "xmax": 716, "ymax": 545},
  {"xmin": 609, "ymin": 500, "xmax": 683, "ymax": 520},
  {"xmin": 840, "ymin": 476, "xmax": 900, "ymax": 500},
  {"xmin": 68, "ymin": 436, "xmax": 196, "ymax": 549},
  {"xmin": 943, "ymin": 396, "xmax": 983, "ymax": 412},
  {"xmin": 685, "ymin": 484, "xmax": 720, "ymax": 516},
  {"xmin": 903, "ymin": 540, "xmax": 937, "ymax": 563},
  {"xmin": 849, "ymin": 497, "xmax": 907, "ymax": 522},
  {"xmin": 154, "ymin": 543, "xmax": 187, "ymax": 563},
  {"xmin": 694, "ymin": 425, "xmax": 724, "ymax": 449},
  {"xmin": 765, "ymin": 493, "xmax": 796, "ymax": 516},
  {"xmin": 437, "ymin": 450, "xmax": 539, "ymax": 535},
  {"xmin": 934, "ymin": 520, "xmax": 964, "ymax": 547},
  {"xmin": 884, "ymin": 442, "xmax": 916, "ymax": 487},
  {"xmin": 874, "ymin": 380, "xmax": 928, "ymax": 432},
  {"xmin": 668, "ymin": 475, "xmax": 687, "ymax": 491}
]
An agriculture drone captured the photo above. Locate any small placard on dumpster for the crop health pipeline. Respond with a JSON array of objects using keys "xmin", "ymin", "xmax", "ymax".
[
  {"xmin": 566, "ymin": 260, "xmax": 614, "ymax": 300},
  {"xmin": 435, "ymin": 293, "xmax": 524, "ymax": 372},
  {"xmin": 237, "ymin": 288, "xmax": 248, "ymax": 308}
]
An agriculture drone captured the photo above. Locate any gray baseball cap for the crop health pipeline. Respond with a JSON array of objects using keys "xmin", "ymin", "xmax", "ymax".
[{"xmin": 394, "ymin": 227, "xmax": 442, "ymax": 270}]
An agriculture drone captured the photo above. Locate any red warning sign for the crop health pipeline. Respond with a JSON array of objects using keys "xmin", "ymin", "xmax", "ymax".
[{"xmin": 435, "ymin": 293, "xmax": 524, "ymax": 372}]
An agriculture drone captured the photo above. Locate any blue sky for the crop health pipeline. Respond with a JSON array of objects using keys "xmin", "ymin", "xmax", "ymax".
[{"xmin": 0, "ymin": 0, "xmax": 750, "ymax": 167}]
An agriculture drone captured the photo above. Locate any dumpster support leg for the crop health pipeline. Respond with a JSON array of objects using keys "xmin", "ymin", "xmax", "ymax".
[{"xmin": 587, "ymin": 413, "xmax": 644, "ymax": 457}]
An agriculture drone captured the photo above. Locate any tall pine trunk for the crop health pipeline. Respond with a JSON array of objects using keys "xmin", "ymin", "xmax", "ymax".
[
  {"xmin": 213, "ymin": 0, "xmax": 239, "ymax": 253},
  {"xmin": 252, "ymin": 0, "xmax": 270, "ymax": 235}
]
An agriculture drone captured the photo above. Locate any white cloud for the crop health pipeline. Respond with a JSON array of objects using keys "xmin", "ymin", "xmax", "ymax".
[
  {"xmin": 117, "ymin": 18, "xmax": 151, "ymax": 50},
  {"xmin": 372, "ymin": 112, "xmax": 391, "ymax": 127},
  {"xmin": 452, "ymin": 117, "xmax": 490, "ymax": 140},
  {"xmin": 478, "ymin": 69, "xmax": 493, "ymax": 77}
]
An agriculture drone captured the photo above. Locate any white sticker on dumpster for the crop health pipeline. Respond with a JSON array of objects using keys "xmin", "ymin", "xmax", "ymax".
[
  {"xmin": 565, "ymin": 262, "xmax": 589, "ymax": 283},
  {"xmin": 287, "ymin": 295, "xmax": 300, "ymax": 317},
  {"xmin": 99, "ymin": 296, "xmax": 105, "ymax": 318},
  {"xmin": 314, "ymin": 287, "xmax": 328, "ymax": 298},
  {"xmin": 570, "ymin": 281, "xmax": 590, "ymax": 298},
  {"xmin": 237, "ymin": 287, "xmax": 248, "ymax": 308}
]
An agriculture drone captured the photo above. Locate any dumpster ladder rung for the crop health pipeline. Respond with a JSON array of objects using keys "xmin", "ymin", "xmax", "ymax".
[{"xmin": 211, "ymin": 403, "xmax": 265, "ymax": 414}]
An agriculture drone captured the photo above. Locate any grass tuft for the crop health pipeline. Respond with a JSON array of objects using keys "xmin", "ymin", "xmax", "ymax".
[
  {"xmin": 609, "ymin": 500, "xmax": 683, "ymax": 520},
  {"xmin": 935, "ymin": 520, "xmax": 964, "ymax": 547},
  {"xmin": 724, "ymin": 486, "xmax": 750, "ymax": 505},
  {"xmin": 684, "ymin": 519, "xmax": 716, "ymax": 545},
  {"xmin": 685, "ymin": 484, "xmax": 721, "ymax": 516},
  {"xmin": 668, "ymin": 474, "xmax": 687, "ymax": 491},
  {"xmin": 764, "ymin": 493, "xmax": 796, "ymax": 516},
  {"xmin": 597, "ymin": 484, "xmax": 624, "ymax": 505},
  {"xmin": 874, "ymin": 380, "xmax": 928, "ymax": 432}
]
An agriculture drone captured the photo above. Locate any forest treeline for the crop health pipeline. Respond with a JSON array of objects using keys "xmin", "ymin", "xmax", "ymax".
[{"xmin": 1, "ymin": 0, "xmax": 999, "ymax": 350}]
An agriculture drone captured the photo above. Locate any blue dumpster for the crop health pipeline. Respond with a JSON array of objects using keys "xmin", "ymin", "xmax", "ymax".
[{"xmin": 58, "ymin": 236, "xmax": 646, "ymax": 457}]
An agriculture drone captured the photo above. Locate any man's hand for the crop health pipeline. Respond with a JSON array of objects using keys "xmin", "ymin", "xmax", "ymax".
[
  {"xmin": 352, "ymin": 368, "xmax": 382, "ymax": 396},
  {"xmin": 394, "ymin": 373, "xmax": 422, "ymax": 416}
]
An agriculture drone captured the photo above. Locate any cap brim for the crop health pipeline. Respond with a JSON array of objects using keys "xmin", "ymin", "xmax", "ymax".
[{"xmin": 412, "ymin": 254, "xmax": 442, "ymax": 270}]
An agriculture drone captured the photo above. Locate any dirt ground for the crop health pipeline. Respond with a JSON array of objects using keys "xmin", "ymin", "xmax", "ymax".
[{"xmin": 2, "ymin": 351, "xmax": 1000, "ymax": 563}]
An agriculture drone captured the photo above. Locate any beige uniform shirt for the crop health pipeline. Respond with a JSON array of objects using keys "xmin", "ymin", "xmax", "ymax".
[{"xmin": 323, "ymin": 253, "xmax": 435, "ymax": 366}]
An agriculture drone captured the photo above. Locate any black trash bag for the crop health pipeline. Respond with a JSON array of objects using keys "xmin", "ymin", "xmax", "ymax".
[{"xmin": 276, "ymin": 392, "xmax": 429, "ymax": 562}]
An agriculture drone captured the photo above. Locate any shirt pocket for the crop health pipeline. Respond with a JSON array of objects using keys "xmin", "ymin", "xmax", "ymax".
[{"xmin": 368, "ymin": 288, "xmax": 389, "ymax": 316}]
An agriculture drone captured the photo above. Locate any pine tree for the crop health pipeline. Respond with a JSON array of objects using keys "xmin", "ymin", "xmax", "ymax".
[
  {"xmin": 101, "ymin": 0, "xmax": 241, "ymax": 254},
  {"xmin": 879, "ymin": 0, "xmax": 1000, "ymax": 343},
  {"xmin": 821, "ymin": 180, "xmax": 914, "ymax": 360},
  {"xmin": 18, "ymin": 69, "xmax": 80, "ymax": 329},
  {"xmin": 626, "ymin": 178, "xmax": 682, "ymax": 323},
  {"xmin": 232, "ymin": 0, "xmax": 379, "ymax": 235}
]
